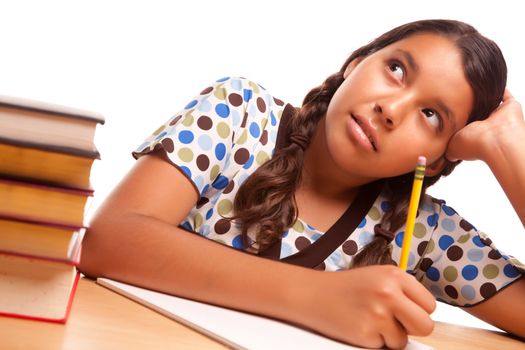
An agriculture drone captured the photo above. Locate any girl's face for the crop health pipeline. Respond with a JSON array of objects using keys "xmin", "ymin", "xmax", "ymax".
[{"xmin": 324, "ymin": 33, "xmax": 473, "ymax": 183}]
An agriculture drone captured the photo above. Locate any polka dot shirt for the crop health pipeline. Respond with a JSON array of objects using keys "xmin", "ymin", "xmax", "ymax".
[{"xmin": 133, "ymin": 77, "xmax": 524, "ymax": 307}]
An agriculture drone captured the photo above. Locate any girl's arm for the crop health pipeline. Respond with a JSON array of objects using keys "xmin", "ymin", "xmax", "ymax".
[
  {"xmin": 447, "ymin": 90, "xmax": 525, "ymax": 337},
  {"xmin": 79, "ymin": 152, "xmax": 436, "ymax": 350}
]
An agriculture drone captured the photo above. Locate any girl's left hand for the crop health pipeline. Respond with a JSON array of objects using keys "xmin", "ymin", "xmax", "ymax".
[{"xmin": 446, "ymin": 89, "xmax": 524, "ymax": 162}]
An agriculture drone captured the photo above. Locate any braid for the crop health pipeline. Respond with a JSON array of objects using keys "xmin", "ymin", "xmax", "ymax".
[{"xmin": 231, "ymin": 72, "xmax": 344, "ymax": 252}]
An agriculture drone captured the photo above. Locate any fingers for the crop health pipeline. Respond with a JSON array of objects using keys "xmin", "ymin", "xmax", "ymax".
[
  {"xmin": 401, "ymin": 273, "xmax": 437, "ymax": 314},
  {"xmin": 394, "ymin": 295, "xmax": 435, "ymax": 336},
  {"xmin": 381, "ymin": 319, "xmax": 409, "ymax": 350}
]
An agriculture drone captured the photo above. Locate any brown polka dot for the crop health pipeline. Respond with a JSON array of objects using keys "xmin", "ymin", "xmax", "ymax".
[
  {"xmin": 228, "ymin": 93, "xmax": 243, "ymax": 106},
  {"xmin": 314, "ymin": 262, "xmax": 326, "ymax": 271},
  {"xmin": 342, "ymin": 240, "xmax": 358, "ymax": 256},
  {"xmin": 295, "ymin": 237, "xmax": 311, "ymax": 251},
  {"xmin": 488, "ymin": 249, "xmax": 502, "ymax": 260},
  {"xmin": 161, "ymin": 138, "xmax": 174, "ymax": 153},
  {"xmin": 256, "ymin": 97, "xmax": 266, "ymax": 113},
  {"xmin": 197, "ymin": 116, "xmax": 213, "ymax": 130},
  {"xmin": 273, "ymin": 97, "xmax": 284, "ymax": 106},
  {"xmin": 196, "ymin": 197, "xmax": 209, "ymax": 209},
  {"xmin": 417, "ymin": 241, "xmax": 429, "ymax": 256},
  {"xmin": 419, "ymin": 257, "xmax": 433, "ymax": 272},
  {"xmin": 196, "ymin": 154, "xmax": 210, "ymax": 171},
  {"xmin": 460, "ymin": 219, "xmax": 474, "ymax": 232},
  {"xmin": 432, "ymin": 198, "xmax": 445, "ymax": 205},
  {"xmin": 223, "ymin": 179, "xmax": 235, "ymax": 194},
  {"xmin": 169, "ymin": 115, "xmax": 182, "ymax": 126},
  {"xmin": 200, "ymin": 86, "xmax": 213, "ymax": 95},
  {"xmin": 446, "ymin": 245, "xmax": 464, "ymax": 261},
  {"xmin": 481, "ymin": 237, "xmax": 493, "ymax": 246},
  {"xmin": 234, "ymin": 148, "xmax": 250, "ymax": 164},
  {"xmin": 214, "ymin": 219, "xmax": 231, "ymax": 235},
  {"xmin": 260, "ymin": 130, "xmax": 268, "ymax": 145},
  {"xmin": 445, "ymin": 285, "xmax": 458, "ymax": 299},
  {"xmin": 480, "ymin": 283, "xmax": 497, "ymax": 299},
  {"xmin": 241, "ymin": 112, "xmax": 248, "ymax": 127}
]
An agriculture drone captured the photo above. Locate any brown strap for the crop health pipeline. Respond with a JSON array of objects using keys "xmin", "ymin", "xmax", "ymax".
[{"xmin": 259, "ymin": 103, "xmax": 383, "ymax": 267}]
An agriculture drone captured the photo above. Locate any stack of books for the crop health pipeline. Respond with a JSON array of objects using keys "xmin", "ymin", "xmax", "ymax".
[{"xmin": 0, "ymin": 95, "xmax": 104, "ymax": 323}]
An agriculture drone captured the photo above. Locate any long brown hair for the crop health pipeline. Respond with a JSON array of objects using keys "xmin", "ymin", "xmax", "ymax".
[{"xmin": 230, "ymin": 19, "xmax": 507, "ymax": 266}]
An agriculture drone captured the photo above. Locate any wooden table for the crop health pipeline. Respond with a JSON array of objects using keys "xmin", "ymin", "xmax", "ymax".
[{"xmin": 0, "ymin": 278, "xmax": 523, "ymax": 349}]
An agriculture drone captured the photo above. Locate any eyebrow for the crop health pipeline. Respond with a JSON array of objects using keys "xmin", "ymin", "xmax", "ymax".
[{"xmin": 395, "ymin": 48, "xmax": 457, "ymax": 130}]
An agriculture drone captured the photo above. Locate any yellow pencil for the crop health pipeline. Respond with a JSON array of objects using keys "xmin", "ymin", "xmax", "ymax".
[{"xmin": 399, "ymin": 156, "xmax": 426, "ymax": 271}]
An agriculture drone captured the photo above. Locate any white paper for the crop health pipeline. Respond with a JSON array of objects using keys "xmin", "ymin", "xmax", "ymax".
[{"xmin": 97, "ymin": 278, "xmax": 432, "ymax": 350}]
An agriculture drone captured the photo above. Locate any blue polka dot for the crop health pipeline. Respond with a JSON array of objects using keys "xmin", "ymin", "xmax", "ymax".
[
  {"xmin": 231, "ymin": 79, "xmax": 242, "ymax": 91},
  {"xmin": 231, "ymin": 110, "xmax": 241, "ymax": 127},
  {"xmin": 216, "ymin": 77, "xmax": 230, "ymax": 82},
  {"xmin": 200, "ymin": 184, "xmax": 210, "ymax": 196},
  {"xmin": 200, "ymin": 225, "xmax": 210, "ymax": 236},
  {"xmin": 249, "ymin": 122, "xmax": 261, "ymax": 138},
  {"xmin": 358, "ymin": 231, "xmax": 374, "ymax": 245},
  {"xmin": 328, "ymin": 250, "xmax": 342, "ymax": 266},
  {"xmin": 461, "ymin": 285, "xmax": 476, "ymax": 300},
  {"xmin": 438, "ymin": 235, "xmax": 454, "ymax": 250},
  {"xmin": 269, "ymin": 130, "xmax": 278, "ymax": 143},
  {"xmin": 395, "ymin": 231, "xmax": 404, "ymax": 248},
  {"xmin": 270, "ymin": 111, "xmax": 277, "ymax": 126},
  {"xmin": 441, "ymin": 219, "xmax": 456, "ymax": 232},
  {"xmin": 306, "ymin": 224, "xmax": 316, "ymax": 231},
  {"xmin": 422, "ymin": 201, "xmax": 434, "ymax": 212},
  {"xmin": 197, "ymin": 99, "xmax": 212, "ymax": 112},
  {"xmin": 408, "ymin": 252, "xmax": 416, "ymax": 267},
  {"xmin": 212, "ymin": 175, "xmax": 229, "ymax": 190},
  {"xmin": 427, "ymin": 213, "xmax": 439, "ymax": 227},
  {"xmin": 184, "ymin": 100, "xmax": 198, "ymax": 109},
  {"xmin": 280, "ymin": 242, "xmax": 293, "ymax": 259},
  {"xmin": 243, "ymin": 155, "xmax": 254, "ymax": 169},
  {"xmin": 426, "ymin": 267, "xmax": 440, "ymax": 281},
  {"xmin": 205, "ymin": 209, "xmax": 214, "ymax": 220},
  {"xmin": 237, "ymin": 173, "xmax": 249, "ymax": 186},
  {"xmin": 461, "ymin": 265, "xmax": 479, "ymax": 280},
  {"xmin": 442, "ymin": 205, "xmax": 456, "ymax": 216},
  {"xmin": 467, "ymin": 249, "xmax": 484, "ymax": 262},
  {"xmin": 311, "ymin": 233, "xmax": 322, "ymax": 241},
  {"xmin": 193, "ymin": 175, "xmax": 204, "ymax": 190},
  {"xmin": 249, "ymin": 104, "xmax": 258, "ymax": 116},
  {"xmin": 136, "ymin": 142, "xmax": 150, "ymax": 152},
  {"xmin": 215, "ymin": 143, "xmax": 226, "ymax": 160},
  {"xmin": 232, "ymin": 235, "xmax": 245, "ymax": 249},
  {"xmin": 215, "ymin": 103, "xmax": 230, "ymax": 118},
  {"xmin": 178, "ymin": 130, "xmax": 194, "ymax": 144},
  {"xmin": 179, "ymin": 166, "xmax": 192, "ymax": 178},
  {"xmin": 504, "ymin": 264, "xmax": 520, "ymax": 278},
  {"xmin": 472, "ymin": 235, "xmax": 485, "ymax": 248},
  {"xmin": 154, "ymin": 131, "xmax": 167, "ymax": 141},
  {"xmin": 358, "ymin": 218, "xmax": 367, "ymax": 228},
  {"xmin": 282, "ymin": 230, "xmax": 289, "ymax": 238},
  {"xmin": 243, "ymin": 89, "xmax": 253, "ymax": 102},
  {"xmin": 380, "ymin": 201, "xmax": 392, "ymax": 212},
  {"xmin": 429, "ymin": 284, "xmax": 443, "ymax": 297},
  {"xmin": 198, "ymin": 134, "xmax": 213, "ymax": 150},
  {"xmin": 181, "ymin": 221, "xmax": 193, "ymax": 231}
]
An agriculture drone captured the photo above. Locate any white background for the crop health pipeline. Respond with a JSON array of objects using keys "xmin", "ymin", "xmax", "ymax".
[{"xmin": 1, "ymin": 0, "xmax": 523, "ymax": 332}]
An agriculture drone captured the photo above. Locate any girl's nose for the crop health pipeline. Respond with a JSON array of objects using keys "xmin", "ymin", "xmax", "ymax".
[{"xmin": 374, "ymin": 93, "xmax": 414, "ymax": 129}]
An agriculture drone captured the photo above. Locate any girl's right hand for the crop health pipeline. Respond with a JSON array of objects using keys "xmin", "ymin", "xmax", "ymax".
[{"xmin": 296, "ymin": 265, "xmax": 436, "ymax": 349}]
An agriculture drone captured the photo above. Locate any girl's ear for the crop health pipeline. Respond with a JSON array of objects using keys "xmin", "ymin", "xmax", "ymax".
[
  {"xmin": 425, "ymin": 157, "xmax": 447, "ymax": 177},
  {"xmin": 343, "ymin": 56, "xmax": 364, "ymax": 79}
]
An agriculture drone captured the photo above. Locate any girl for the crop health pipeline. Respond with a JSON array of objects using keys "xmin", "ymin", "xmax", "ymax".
[{"xmin": 80, "ymin": 19, "xmax": 525, "ymax": 349}]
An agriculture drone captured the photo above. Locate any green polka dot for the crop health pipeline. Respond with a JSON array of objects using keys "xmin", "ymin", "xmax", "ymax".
[
  {"xmin": 153, "ymin": 125, "xmax": 166, "ymax": 136},
  {"xmin": 214, "ymin": 239, "xmax": 227, "ymax": 245},
  {"xmin": 413, "ymin": 223, "xmax": 427, "ymax": 238},
  {"xmin": 217, "ymin": 122, "xmax": 230, "ymax": 139},
  {"xmin": 425, "ymin": 239, "xmax": 435, "ymax": 254},
  {"xmin": 292, "ymin": 220, "xmax": 305, "ymax": 232},
  {"xmin": 483, "ymin": 264, "xmax": 499, "ymax": 279},
  {"xmin": 218, "ymin": 199, "xmax": 233, "ymax": 216},
  {"xmin": 509, "ymin": 257, "xmax": 525, "ymax": 268},
  {"xmin": 182, "ymin": 113, "xmax": 194, "ymax": 126},
  {"xmin": 214, "ymin": 87, "xmax": 227, "ymax": 100},
  {"xmin": 260, "ymin": 118, "xmax": 268, "ymax": 130},
  {"xmin": 249, "ymin": 81, "xmax": 260, "ymax": 93},
  {"xmin": 178, "ymin": 148, "xmax": 194, "ymax": 162},
  {"xmin": 367, "ymin": 206, "xmax": 381, "ymax": 221},
  {"xmin": 194, "ymin": 213, "xmax": 203, "ymax": 230},
  {"xmin": 458, "ymin": 233, "xmax": 471, "ymax": 244},
  {"xmin": 277, "ymin": 110, "xmax": 283, "ymax": 119},
  {"xmin": 443, "ymin": 266, "xmax": 458, "ymax": 282},
  {"xmin": 210, "ymin": 165, "xmax": 220, "ymax": 181},
  {"xmin": 256, "ymin": 151, "xmax": 269, "ymax": 165},
  {"xmin": 236, "ymin": 129, "xmax": 248, "ymax": 144}
]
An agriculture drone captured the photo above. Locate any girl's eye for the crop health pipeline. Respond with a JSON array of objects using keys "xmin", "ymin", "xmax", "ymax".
[
  {"xmin": 422, "ymin": 108, "xmax": 441, "ymax": 129},
  {"xmin": 388, "ymin": 62, "xmax": 405, "ymax": 81}
]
